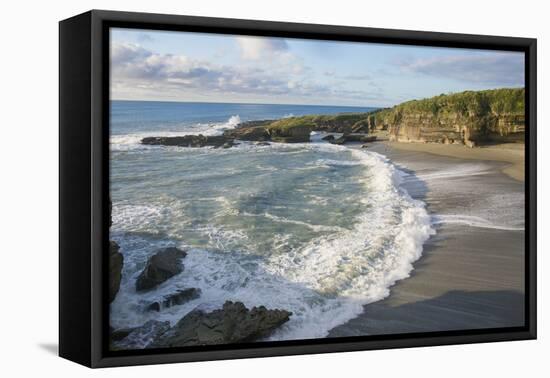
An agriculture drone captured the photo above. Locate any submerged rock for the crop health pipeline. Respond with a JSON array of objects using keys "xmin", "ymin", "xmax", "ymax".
[
  {"xmin": 146, "ymin": 288, "xmax": 202, "ymax": 312},
  {"xmin": 150, "ymin": 301, "xmax": 292, "ymax": 347},
  {"xmin": 136, "ymin": 247, "xmax": 187, "ymax": 291},
  {"xmin": 321, "ymin": 134, "xmax": 335, "ymax": 141},
  {"xmin": 109, "ymin": 241, "xmax": 123, "ymax": 303}
]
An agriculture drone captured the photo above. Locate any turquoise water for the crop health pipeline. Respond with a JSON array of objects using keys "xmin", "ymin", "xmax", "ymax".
[{"xmin": 109, "ymin": 101, "xmax": 434, "ymax": 346}]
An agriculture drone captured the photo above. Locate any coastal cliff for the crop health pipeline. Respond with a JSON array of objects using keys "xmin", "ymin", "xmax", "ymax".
[
  {"xmin": 141, "ymin": 88, "xmax": 525, "ymax": 148},
  {"xmin": 373, "ymin": 88, "xmax": 525, "ymax": 146}
]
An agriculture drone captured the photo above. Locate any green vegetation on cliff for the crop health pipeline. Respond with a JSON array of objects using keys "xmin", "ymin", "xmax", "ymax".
[
  {"xmin": 373, "ymin": 88, "xmax": 525, "ymax": 146},
  {"xmin": 375, "ymin": 88, "xmax": 524, "ymax": 120},
  {"xmin": 267, "ymin": 118, "xmax": 314, "ymax": 142},
  {"xmin": 267, "ymin": 118, "xmax": 315, "ymax": 132}
]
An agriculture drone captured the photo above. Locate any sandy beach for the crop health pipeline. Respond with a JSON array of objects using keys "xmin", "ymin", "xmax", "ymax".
[{"xmin": 329, "ymin": 142, "xmax": 526, "ymax": 337}]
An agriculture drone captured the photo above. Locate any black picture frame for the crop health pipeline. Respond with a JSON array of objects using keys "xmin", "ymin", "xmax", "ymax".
[{"xmin": 59, "ymin": 9, "xmax": 537, "ymax": 368}]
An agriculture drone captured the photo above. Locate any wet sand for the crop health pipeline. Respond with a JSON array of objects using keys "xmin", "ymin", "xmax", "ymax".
[
  {"xmin": 386, "ymin": 141, "xmax": 525, "ymax": 181},
  {"xmin": 328, "ymin": 142, "xmax": 526, "ymax": 337}
]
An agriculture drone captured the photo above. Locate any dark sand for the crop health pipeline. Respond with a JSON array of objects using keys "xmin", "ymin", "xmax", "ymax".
[{"xmin": 328, "ymin": 142, "xmax": 525, "ymax": 337}]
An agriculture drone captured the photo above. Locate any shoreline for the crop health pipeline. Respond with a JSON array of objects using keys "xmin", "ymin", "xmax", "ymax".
[
  {"xmin": 328, "ymin": 141, "xmax": 525, "ymax": 337},
  {"xmin": 383, "ymin": 141, "xmax": 525, "ymax": 182}
]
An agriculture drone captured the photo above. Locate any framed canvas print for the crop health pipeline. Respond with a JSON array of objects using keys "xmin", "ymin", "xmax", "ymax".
[{"xmin": 59, "ymin": 10, "xmax": 536, "ymax": 368}]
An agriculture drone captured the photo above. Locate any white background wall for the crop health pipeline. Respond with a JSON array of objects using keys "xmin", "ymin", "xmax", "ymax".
[{"xmin": 0, "ymin": 0, "xmax": 547, "ymax": 376}]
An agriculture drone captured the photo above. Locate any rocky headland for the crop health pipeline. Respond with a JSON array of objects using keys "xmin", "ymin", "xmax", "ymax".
[
  {"xmin": 373, "ymin": 88, "xmax": 525, "ymax": 147},
  {"xmin": 139, "ymin": 88, "xmax": 525, "ymax": 149}
]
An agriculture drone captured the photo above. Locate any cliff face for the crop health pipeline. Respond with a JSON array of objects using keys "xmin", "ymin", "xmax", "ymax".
[{"xmin": 373, "ymin": 88, "xmax": 525, "ymax": 146}]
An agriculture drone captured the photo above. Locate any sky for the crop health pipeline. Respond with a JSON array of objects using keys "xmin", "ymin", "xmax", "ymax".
[{"xmin": 110, "ymin": 28, "xmax": 525, "ymax": 107}]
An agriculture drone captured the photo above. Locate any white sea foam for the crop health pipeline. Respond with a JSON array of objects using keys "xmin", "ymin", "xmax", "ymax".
[
  {"xmin": 110, "ymin": 142, "xmax": 436, "ymax": 344},
  {"xmin": 110, "ymin": 115, "xmax": 241, "ymax": 151}
]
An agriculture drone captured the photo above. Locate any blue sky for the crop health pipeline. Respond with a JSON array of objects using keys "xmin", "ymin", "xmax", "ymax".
[{"xmin": 111, "ymin": 28, "xmax": 524, "ymax": 107}]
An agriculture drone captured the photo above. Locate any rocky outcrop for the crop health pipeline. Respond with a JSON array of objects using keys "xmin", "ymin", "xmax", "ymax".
[
  {"xmin": 307, "ymin": 113, "xmax": 375, "ymax": 134},
  {"xmin": 109, "ymin": 241, "xmax": 124, "ymax": 303},
  {"xmin": 146, "ymin": 288, "xmax": 202, "ymax": 312},
  {"xmin": 136, "ymin": 247, "xmax": 187, "ymax": 291},
  {"xmin": 267, "ymin": 118, "xmax": 313, "ymax": 143},
  {"xmin": 141, "ymin": 135, "xmax": 231, "ymax": 148},
  {"xmin": 150, "ymin": 301, "xmax": 292, "ymax": 348},
  {"xmin": 241, "ymin": 113, "xmax": 376, "ymax": 135},
  {"xmin": 224, "ymin": 118, "xmax": 313, "ymax": 143},
  {"xmin": 374, "ymin": 88, "xmax": 525, "ymax": 146},
  {"xmin": 223, "ymin": 125, "xmax": 271, "ymax": 141}
]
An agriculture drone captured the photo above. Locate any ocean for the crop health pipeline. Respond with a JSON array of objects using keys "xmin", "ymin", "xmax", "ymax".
[{"xmin": 109, "ymin": 100, "xmax": 435, "ymax": 345}]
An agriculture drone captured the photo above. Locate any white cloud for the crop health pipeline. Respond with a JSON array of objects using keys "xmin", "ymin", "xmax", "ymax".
[
  {"xmin": 110, "ymin": 42, "xmax": 378, "ymax": 105},
  {"xmin": 236, "ymin": 36, "xmax": 289, "ymax": 60},
  {"xmin": 399, "ymin": 52, "xmax": 524, "ymax": 86}
]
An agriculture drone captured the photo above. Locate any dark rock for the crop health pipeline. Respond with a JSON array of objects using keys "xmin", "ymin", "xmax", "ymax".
[
  {"xmin": 329, "ymin": 136, "xmax": 346, "ymax": 145},
  {"xmin": 151, "ymin": 301, "xmax": 292, "ymax": 347},
  {"xmin": 254, "ymin": 141, "xmax": 271, "ymax": 146},
  {"xmin": 111, "ymin": 327, "xmax": 137, "ymax": 342},
  {"xmin": 136, "ymin": 247, "xmax": 187, "ymax": 291},
  {"xmin": 141, "ymin": 135, "xmax": 231, "ymax": 148},
  {"xmin": 112, "ymin": 320, "xmax": 171, "ymax": 350},
  {"xmin": 147, "ymin": 302, "xmax": 161, "ymax": 312},
  {"xmin": 109, "ymin": 241, "xmax": 123, "ymax": 303},
  {"xmin": 147, "ymin": 288, "xmax": 202, "ymax": 312},
  {"xmin": 322, "ymin": 135, "xmax": 335, "ymax": 141}
]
